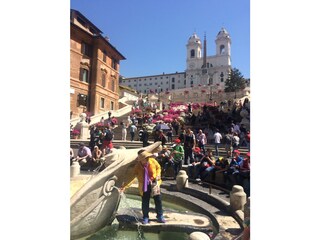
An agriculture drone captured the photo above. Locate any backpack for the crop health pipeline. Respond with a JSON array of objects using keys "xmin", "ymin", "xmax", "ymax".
[{"xmin": 104, "ymin": 129, "xmax": 114, "ymax": 141}]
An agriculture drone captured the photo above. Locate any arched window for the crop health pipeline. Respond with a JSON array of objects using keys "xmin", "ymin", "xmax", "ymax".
[
  {"xmin": 190, "ymin": 49, "xmax": 195, "ymax": 58},
  {"xmin": 220, "ymin": 45, "xmax": 225, "ymax": 54}
]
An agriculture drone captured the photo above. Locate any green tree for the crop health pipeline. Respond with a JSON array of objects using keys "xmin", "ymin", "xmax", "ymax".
[{"xmin": 224, "ymin": 68, "xmax": 247, "ymax": 98}]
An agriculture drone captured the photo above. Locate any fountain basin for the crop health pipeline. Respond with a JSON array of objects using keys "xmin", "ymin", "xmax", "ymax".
[{"xmin": 117, "ymin": 208, "xmax": 214, "ymax": 234}]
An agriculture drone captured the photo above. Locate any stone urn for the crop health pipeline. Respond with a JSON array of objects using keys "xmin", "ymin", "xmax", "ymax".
[
  {"xmin": 230, "ymin": 185, "xmax": 247, "ymax": 211},
  {"xmin": 176, "ymin": 170, "xmax": 188, "ymax": 191},
  {"xmin": 70, "ymin": 161, "xmax": 80, "ymax": 178}
]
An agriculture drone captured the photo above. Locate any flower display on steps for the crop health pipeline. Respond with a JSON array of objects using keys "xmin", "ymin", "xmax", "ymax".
[{"xmin": 71, "ymin": 129, "xmax": 80, "ymax": 139}]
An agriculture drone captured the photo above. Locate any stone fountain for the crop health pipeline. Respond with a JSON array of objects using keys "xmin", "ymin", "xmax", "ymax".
[
  {"xmin": 70, "ymin": 141, "xmax": 243, "ymax": 239},
  {"xmin": 71, "ymin": 142, "xmax": 165, "ymax": 239}
]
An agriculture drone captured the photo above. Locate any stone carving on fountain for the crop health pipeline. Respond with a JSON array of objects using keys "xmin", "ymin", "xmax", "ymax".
[{"xmin": 70, "ymin": 141, "xmax": 162, "ymax": 239}]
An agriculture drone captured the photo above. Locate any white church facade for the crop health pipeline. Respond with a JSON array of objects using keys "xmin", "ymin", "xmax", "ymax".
[{"xmin": 119, "ymin": 27, "xmax": 232, "ymax": 95}]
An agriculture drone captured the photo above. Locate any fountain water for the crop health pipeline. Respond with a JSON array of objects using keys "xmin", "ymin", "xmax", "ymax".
[{"xmin": 77, "ymin": 193, "xmax": 190, "ymax": 240}]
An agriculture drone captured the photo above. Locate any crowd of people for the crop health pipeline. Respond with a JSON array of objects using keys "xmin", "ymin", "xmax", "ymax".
[
  {"xmin": 71, "ymin": 98, "xmax": 250, "ymax": 190},
  {"xmin": 70, "ymin": 98, "xmax": 250, "ymax": 239}
]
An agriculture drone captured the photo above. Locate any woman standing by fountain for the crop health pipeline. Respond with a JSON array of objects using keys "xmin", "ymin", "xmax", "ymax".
[{"xmin": 121, "ymin": 150, "xmax": 166, "ymax": 224}]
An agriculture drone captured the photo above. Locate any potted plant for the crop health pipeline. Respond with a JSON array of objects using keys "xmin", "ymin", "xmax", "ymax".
[{"xmin": 72, "ymin": 129, "xmax": 80, "ymax": 139}]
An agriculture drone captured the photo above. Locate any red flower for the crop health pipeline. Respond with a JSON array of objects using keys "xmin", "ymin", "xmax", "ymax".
[
  {"xmin": 72, "ymin": 129, "xmax": 80, "ymax": 135},
  {"xmin": 111, "ymin": 117, "xmax": 118, "ymax": 124},
  {"xmin": 184, "ymin": 90, "xmax": 189, "ymax": 94},
  {"xmin": 201, "ymin": 89, "xmax": 206, "ymax": 93},
  {"xmin": 165, "ymin": 91, "xmax": 170, "ymax": 94},
  {"xmin": 216, "ymin": 83, "xmax": 220, "ymax": 86}
]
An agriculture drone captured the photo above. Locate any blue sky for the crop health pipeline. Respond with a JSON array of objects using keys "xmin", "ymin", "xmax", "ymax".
[{"xmin": 71, "ymin": 0, "xmax": 250, "ymax": 79}]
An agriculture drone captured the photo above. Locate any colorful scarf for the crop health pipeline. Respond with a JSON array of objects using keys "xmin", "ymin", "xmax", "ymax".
[{"xmin": 143, "ymin": 162, "xmax": 150, "ymax": 192}]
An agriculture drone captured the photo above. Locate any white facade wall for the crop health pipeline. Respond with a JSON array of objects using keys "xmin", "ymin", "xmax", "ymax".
[
  {"xmin": 122, "ymin": 91, "xmax": 139, "ymax": 102},
  {"xmin": 121, "ymin": 72, "xmax": 185, "ymax": 94}
]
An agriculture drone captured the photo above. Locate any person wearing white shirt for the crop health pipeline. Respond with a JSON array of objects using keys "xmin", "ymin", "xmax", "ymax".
[{"xmin": 213, "ymin": 128, "xmax": 223, "ymax": 156}]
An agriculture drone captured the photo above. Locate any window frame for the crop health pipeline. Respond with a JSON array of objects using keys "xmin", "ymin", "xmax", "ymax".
[
  {"xmin": 101, "ymin": 73, "xmax": 106, "ymax": 87},
  {"xmin": 80, "ymin": 68, "xmax": 90, "ymax": 83},
  {"xmin": 81, "ymin": 42, "xmax": 92, "ymax": 57},
  {"xmin": 100, "ymin": 97, "xmax": 105, "ymax": 109},
  {"xmin": 102, "ymin": 50, "xmax": 107, "ymax": 62}
]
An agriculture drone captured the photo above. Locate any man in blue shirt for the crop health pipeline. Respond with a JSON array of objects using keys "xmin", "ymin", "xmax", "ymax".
[{"xmin": 224, "ymin": 149, "xmax": 243, "ymax": 187}]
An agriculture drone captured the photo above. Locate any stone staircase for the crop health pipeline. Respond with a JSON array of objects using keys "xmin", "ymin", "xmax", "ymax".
[
  {"xmin": 111, "ymin": 112, "xmax": 133, "ymax": 141},
  {"xmin": 70, "ymin": 139, "xmax": 248, "ymax": 159},
  {"xmin": 70, "ymin": 139, "xmax": 143, "ymax": 150}
]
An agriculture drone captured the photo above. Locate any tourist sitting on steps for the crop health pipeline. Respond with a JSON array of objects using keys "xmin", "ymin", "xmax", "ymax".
[
  {"xmin": 92, "ymin": 146, "xmax": 104, "ymax": 171},
  {"xmin": 210, "ymin": 156, "xmax": 229, "ymax": 183},
  {"xmin": 223, "ymin": 149, "xmax": 243, "ymax": 187},
  {"xmin": 165, "ymin": 138, "xmax": 184, "ymax": 179},
  {"xmin": 120, "ymin": 150, "xmax": 166, "ymax": 224},
  {"xmin": 187, "ymin": 147, "xmax": 204, "ymax": 180},
  {"xmin": 198, "ymin": 149, "xmax": 216, "ymax": 181},
  {"xmin": 74, "ymin": 143, "xmax": 92, "ymax": 171},
  {"xmin": 239, "ymin": 152, "xmax": 250, "ymax": 195},
  {"xmin": 156, "ymin": 145, "xmax": 171, "ymax": 175}
]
